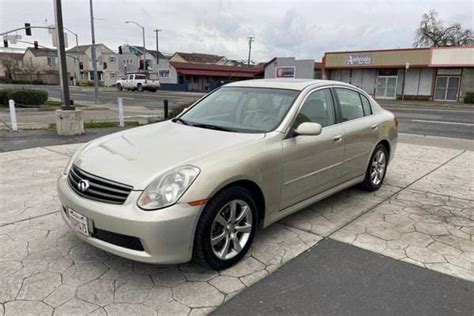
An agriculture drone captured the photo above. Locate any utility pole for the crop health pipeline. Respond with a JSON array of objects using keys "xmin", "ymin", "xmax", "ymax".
[
  {"xmin": 53, "ymin": 0, "xmax": 72, "ymax": 110},
  {"xmin": 89, "ymin": 0, "xmax": 99, "ymax": 104},
  {"xmin": 247, "ymin": 36, "xmax": 254, "ymax": 66},
  {"xmin": 153, "ymin": 29, "xmax": 162, "ymax": 68}
]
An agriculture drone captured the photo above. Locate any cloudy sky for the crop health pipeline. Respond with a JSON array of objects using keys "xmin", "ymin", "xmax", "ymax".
[{"xmin": 1, "ymin": 0, "xmax": 472, "ymax": 62}]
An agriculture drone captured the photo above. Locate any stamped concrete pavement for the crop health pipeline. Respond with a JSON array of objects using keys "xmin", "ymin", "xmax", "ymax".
[{"xmin": 0, "ymin": 141, "xmax": 473, "ymax": 315}]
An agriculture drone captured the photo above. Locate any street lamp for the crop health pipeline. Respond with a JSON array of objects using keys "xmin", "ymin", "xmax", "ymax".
[{"xmin": 125, "ymin": 20, "xmax": 146, "ymax": 70}]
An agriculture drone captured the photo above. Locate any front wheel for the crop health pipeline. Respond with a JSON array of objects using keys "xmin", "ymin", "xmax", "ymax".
[
  {"xmin": 361, "ymin": 144, "xmax": 388, "ymax": 191},
  {"xmin": 193, "ymin": 186, "xmax": 257, "ymax": 270},
  {"xmin": 116, "ymin": 84, "xmax": 123, "ymax": 91}
]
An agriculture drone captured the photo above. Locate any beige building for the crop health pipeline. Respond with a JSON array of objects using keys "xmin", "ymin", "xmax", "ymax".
[
  {"xmin": 323, "ymin": 47, "xmax": 474, "ymax": 101},
  {"xmin": 67, "ymin": 44, "xmax": 118, "ymax": 86}
]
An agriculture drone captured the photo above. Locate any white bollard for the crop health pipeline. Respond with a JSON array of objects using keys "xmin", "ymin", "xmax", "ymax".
[
  {"xmin": 9, "ymin": 99, "xmax": 18, "ymax": 131},
  {"xmin": 117, "ymin": 98, "xmax": 124, "ymax": 127}
]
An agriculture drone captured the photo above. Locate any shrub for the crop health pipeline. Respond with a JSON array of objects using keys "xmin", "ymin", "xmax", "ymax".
[
  {"xmin": 0, "ymin": 88, "xmax": 48, "ymax": 107},
  {"xmin": 464, "ymin": 92, "xmax": 474, "ymax": 104},
  {"xmin": 0, "ymin": 78, "xmax": 44, "ymax": 85},
  {"xmin": 169, "ymin": 102, "xmax": 194, "ymax": 119}
]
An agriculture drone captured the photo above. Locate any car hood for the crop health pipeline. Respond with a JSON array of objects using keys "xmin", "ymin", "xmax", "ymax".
[{"xmin": 74, "ymin": 121, "xmax": 265, "ymax": 189}]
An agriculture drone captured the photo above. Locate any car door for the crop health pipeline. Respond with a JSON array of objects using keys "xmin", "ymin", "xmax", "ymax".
[
  {"xmin": 280, "ymin": 88, "xmax": 345, "ymax": 210},
  {"xmin": 334, "ymin": 88, "xmax": 379, "ymax": 182}
]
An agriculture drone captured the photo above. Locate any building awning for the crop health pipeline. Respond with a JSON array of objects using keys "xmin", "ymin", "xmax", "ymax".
[
  {"xmin": 171, "ymin": 61, "xmax": 264, "ymax": 78},
  {"xmin": 177, "ymin": 68, "xmax": 257, "ymax": 78}
]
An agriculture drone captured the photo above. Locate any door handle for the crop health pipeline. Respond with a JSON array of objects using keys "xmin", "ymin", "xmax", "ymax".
[
  {"xmin": 370, "ymin": 124, "xmax": 378, "ymax": 131},
  {"xmin": 333, "ymin": 135, "xmax": 343, "ymax": 142}
]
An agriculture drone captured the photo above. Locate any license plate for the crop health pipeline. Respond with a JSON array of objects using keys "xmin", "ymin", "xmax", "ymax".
[{"xmin": 67, "ymin": 208, "xmax": 90, "ymax": 236}]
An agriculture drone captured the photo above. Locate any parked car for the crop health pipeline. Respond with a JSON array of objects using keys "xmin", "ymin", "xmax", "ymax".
[
  {"xmin": 116, "ymin": 73, "xmax": 160, "ymax": 92},
  {"xmin": 58, "ymin": 79, "xmax": 398, "ymax": 270}
]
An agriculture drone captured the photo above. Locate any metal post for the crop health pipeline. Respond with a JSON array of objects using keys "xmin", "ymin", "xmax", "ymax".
[
  {"xmin": 117, "ymin": 98, "xmax": 124, "ymax": 127},
  {"xmin": 247, "ymin": 36, "xmax": 254, "ymax": 66},
  {"xmin": 9, "ymin": 100, "xmax": 18, "ymax": 131},
  {"xmin": 53, "ymin": 0, "xmax": 73, "ymax": 110},
  {"xmin": 142, "ymin": 26, "xmax": 146, "ymax": 70},
  {"xmin": 164, "ymin": 99, "xmax": 169, "ymax": 120},
  {"xmin": 74, "ymin": 33, "xmax": 79, "ymax": 85},
  {"xmin": 154, "ymin": 29, "xmax": 162, "ymax": 69},
  {"xmin": 89, "ymin": 0, "xmax": 99, "ymax": 104}
]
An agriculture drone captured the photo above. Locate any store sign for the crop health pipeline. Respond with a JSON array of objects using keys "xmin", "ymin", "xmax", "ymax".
[
  {"xmin": 346, "ymin": 54, "xmax": 372, "ymax": 65},
  {"xmin": 275, "ymin": 66, "xmax": 295, "ymax": 78}
]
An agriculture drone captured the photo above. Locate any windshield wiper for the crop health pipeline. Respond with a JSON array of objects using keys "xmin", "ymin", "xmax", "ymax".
[
  {"xmin": 172, "ymin": 117, "xmax": 189, "ymax": 125},
  {"xmin": 189, "ymin": 123, "xmax": 237, "ymax": 132}
]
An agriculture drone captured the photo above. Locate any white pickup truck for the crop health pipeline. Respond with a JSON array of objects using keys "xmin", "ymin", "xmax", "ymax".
[{"xmin": 116, "ymin": 73, "xmax": 160, "ymax": 92}]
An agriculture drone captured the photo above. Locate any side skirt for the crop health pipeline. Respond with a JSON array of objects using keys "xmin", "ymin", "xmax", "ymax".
[{"xmin": 263, "ymin": 176, "xmax": 365, "ymax": 228}]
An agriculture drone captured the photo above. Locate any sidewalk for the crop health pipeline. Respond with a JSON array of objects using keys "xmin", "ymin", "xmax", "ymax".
[
  {"xmin": 0, "ymin": 104, "xmax": 163, "ymax": 130},
  {"xmin": 0, "ymin": 140, "xmax": 472, "ymax": 315}
]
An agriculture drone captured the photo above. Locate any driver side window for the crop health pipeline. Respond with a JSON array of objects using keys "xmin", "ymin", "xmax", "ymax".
[{"xmin": 294, "ymin": 89, "xmax": 336, "ymax": 128}]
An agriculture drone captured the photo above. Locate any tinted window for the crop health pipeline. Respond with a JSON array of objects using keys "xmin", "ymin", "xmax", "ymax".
[
  {"xmin": 294, "ymin": 89, "xmax": 335, "ymax": 128},
  {"xmin": 360, "ymin": 94, "xmax": 372, "ymax": 115},
  {"xmin": 335, "ymin": 88, "xmax": 364, "ymax": 121},
  {"xmin": 135, "ymin": 74, "xmax": 146, "ymax": 80}
]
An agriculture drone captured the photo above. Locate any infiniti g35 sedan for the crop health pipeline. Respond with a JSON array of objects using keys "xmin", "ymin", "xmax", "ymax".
[{"xmin": 58, "ymin": 79, "xmax": 397, "ymax": 270}]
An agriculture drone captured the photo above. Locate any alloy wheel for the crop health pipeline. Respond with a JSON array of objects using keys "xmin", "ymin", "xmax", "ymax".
[
  {"xmin": 370, "ymin": 149, "xmax": 386, "ymax": 186},
  {"xmin": 210, "ymin": 199, "xmax": 253, "ymax": 260}
]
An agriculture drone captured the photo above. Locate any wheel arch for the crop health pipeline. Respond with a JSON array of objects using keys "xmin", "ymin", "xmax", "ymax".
[{"xmin": 210, "ymin": 179, "xmax": 266, "ymax": 227}]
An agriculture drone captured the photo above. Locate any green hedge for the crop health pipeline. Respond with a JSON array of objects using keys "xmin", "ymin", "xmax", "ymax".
[
  {"xmin": 0, "ymin": 78, "xmax": 44, "ymax": 85},
  {"xmin": 464, "ymin": 92, "xmax": 474, "ymax": 104},
  {"xmin": 0, "ymin": 88, "xmax": 48, "ymax": 107}
]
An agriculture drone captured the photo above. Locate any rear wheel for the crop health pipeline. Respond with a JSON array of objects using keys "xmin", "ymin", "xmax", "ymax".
[
  {"xmin": 137, "ymin": 84, "xmax": 144, "ymax": 92},
  {"xmin": 361, "ymin": 144, "xmax": 388, "ymax": 191},
  {"xmin": 193, "ymin": 186, "xmax": 257, "ymax": 270}
]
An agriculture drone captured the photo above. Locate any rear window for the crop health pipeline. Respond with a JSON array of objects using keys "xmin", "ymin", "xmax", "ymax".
[{"xmin": 335, "ymin": 88, "xmax": 364, "ymax": 121}]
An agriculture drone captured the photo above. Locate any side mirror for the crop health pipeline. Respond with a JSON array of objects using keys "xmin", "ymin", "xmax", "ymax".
[{"xmin": 294, "ymin": 122, "xmax": 322, "ymax": 136}]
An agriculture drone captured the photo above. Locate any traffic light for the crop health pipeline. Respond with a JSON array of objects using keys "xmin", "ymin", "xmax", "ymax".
[
  {"xmin": 3, "ymin": 39, "xmax": 8, "ymax": 48},
  {"xmin": 118, "ymin": 46, "xmax": 122, "ymax": 54},
  {"xmin": 33, "ymin": 41, "xmax": 38, "ymax": 49},
  {"xmin": 25, "ymin": 23, "xmax": 32, "ymax": 36},
  {"xmin": 79, "ymin": 62, "xmax": 84, "ymax": 70}
]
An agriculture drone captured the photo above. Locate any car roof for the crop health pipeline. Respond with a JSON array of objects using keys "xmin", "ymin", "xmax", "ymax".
[{"xmin": 224, "ymin": 78, "xmax": 352, "ymax": 91}]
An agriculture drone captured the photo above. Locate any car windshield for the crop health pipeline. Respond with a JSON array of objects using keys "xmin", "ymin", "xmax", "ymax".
[{"xmin": 177, "ymin": 87, "xmax": 299, "ymax": 133}]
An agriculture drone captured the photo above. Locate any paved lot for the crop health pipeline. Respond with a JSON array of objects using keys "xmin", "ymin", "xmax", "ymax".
[{"xmin": 0, "ymin": 142, "xmax": 473, "ymax": 315}]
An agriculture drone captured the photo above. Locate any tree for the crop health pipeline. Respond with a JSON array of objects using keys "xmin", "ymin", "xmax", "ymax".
[
  {"xmin": 414, "ymin": 10, "xmax": 473, "ymax": 47},
  {"xmin": 1, "ymin": 58, "xmax": 20, "ymax": 79}
]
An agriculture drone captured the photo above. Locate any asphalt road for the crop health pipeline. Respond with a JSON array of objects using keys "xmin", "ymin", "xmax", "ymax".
[
  {"xmin": 382, "ymin": 104, "xmax": 474, "ymax": 140},
  {"xmin": 215, "ymin": 239, "xmax": 474, "ymax": 315},
  {"xmin": 2, "ymin": 84, "xmax": 473, "ymax": 139}
]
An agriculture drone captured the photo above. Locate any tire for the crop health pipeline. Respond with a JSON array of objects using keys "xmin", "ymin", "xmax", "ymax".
[
  {"xmin": 116, "ymin": 84, "xmax": 123, "ymax": 91},
  {"xmin": 193, "ymin": 186, "xmax": 258, "ymax": 270},
  {"xmin": 137, "ymin": 84, "xmax": 144, "ymax": 92},
  {"xmin": 361, "ymin": 144, "xmax": 388, "ymax": 191}
]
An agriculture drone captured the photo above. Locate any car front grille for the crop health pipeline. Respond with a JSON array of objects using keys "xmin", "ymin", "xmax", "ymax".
[
  {"xmin": 92, "ymin": 228, "xmax": 144, "ymax": 251},
  {"xmin": 68, "ymin": 165, "xmax": 133, "ymax": 205}
]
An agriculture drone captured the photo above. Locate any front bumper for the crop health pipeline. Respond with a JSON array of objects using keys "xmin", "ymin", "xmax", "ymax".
[{"xmin": 57, "ymin": 174, "xmax": 202, "ymax": 264}]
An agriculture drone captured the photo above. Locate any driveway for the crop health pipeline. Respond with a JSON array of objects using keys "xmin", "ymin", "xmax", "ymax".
[{"xmin": 0, "ymin": 142, "xmax": 472, "ymax": 315}]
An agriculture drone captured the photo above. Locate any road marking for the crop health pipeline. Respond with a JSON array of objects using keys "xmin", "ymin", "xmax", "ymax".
[
  {"xmin": 120, "ymin": 97, "xmax": 136, "ymax": 100},
  {"xmin": 412, "ymin": 119, "xmax": 474, "ymax": 126}
]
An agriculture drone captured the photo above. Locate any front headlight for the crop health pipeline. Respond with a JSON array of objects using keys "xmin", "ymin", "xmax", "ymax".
[{"xmin": 137, "ymin": 165, "xmax": 200, "ymax": 210}]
